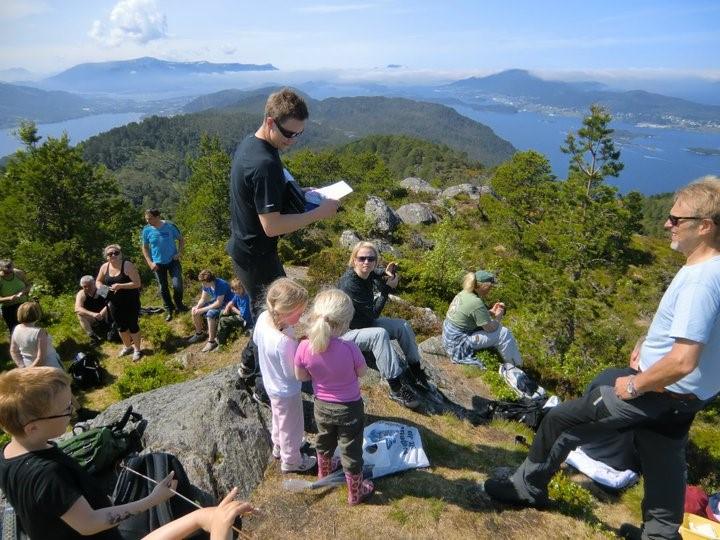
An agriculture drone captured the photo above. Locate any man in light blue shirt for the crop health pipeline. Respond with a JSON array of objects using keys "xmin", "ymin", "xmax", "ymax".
[
  {"xmin": 141, "ymin": 208, "xmax": 188, "ymax": 321},
  {"xmin": 485, "ymin": 176, "xmax": 720, "ymax": 539}
]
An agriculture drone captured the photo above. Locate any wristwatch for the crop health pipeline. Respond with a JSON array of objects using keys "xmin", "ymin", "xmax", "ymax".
[{"xmin": 626, "ymin": 376, "xmax": 639, "ymax": 398}]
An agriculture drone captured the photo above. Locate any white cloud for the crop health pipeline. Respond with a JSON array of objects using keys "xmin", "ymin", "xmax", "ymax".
[
  {"xmin": 0, "ymin": 0, "xmax": 50, "ymax": 20},
  {"xmin": 295, "ymin": 3, "xmax": 376, "ymax": 14},
  {"xmin": 89, "ymin": 0, "xmax": 167, "ymax": 47}
]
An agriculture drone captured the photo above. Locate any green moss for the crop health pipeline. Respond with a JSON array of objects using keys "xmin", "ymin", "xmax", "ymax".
[{"xmin": 114, "ymin": 357, "xmax": 188, "ymax": 399}]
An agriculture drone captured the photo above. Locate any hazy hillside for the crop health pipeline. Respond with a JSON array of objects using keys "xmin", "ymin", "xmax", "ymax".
[
  {"xmin": 182, "ymin": 91, "xmax": 516, "ymax": 166},
  {"xmin": 0, "ymin": 82, "xmax": 106, "ymax": 128},
  {"xmin": 447, "ymin": 69, "xmax": 720, "ymax": 128},
  {"xmin": 42, "ymin": 57, "xmax": 278, "ymax": 94}
]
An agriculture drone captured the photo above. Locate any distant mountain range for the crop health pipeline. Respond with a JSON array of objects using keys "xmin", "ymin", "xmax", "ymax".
[
  {"xmin": 443, "ymin": 69, "xmax": 720, "ymax": 129},
  {"xmin": 41, "ymin": 57, "xmax": 277, "ymax": 94}
]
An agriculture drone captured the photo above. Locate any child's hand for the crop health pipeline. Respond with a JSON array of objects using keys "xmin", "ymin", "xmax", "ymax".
[
  {"xmin": 150, "ymin": 471, "xmax": 177, "ymax": 503},
  {"xmin": 203, "ymin": 487, "xmax": 257, "ymax": 539}
]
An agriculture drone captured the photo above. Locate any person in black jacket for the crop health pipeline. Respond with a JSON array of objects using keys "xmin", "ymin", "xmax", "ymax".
[{"xmin": 338, "ymin": 241, "xmax": 430, "ymax": 409}]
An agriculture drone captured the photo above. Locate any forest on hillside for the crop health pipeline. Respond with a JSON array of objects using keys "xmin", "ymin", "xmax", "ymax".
[{"xmin": 79, "ymin": 94, "xmax": 515, "ymax": 210}]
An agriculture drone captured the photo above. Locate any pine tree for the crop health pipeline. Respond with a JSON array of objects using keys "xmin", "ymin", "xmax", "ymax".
[{"xmin": 0, "ymin": 126, "xmax": 138, "ymax": 292}]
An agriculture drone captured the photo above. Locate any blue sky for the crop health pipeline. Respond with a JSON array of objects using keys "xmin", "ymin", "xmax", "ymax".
[{"xmin": 1, "ymin": 0, "xmax": 719, "ymax": 82}]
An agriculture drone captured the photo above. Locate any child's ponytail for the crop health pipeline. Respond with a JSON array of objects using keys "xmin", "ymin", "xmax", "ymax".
[
  {"xmin": 309, "ymin": 314, "xmax": 333, "ymax": 353},
  {"xmin": 307, "ymin": 288, "xmax": 355, "ymax": 354}
]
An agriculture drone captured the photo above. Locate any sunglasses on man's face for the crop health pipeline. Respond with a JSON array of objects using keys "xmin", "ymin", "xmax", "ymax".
[
  {"xmin": 667, "ymin": 214, "xmax": 704, "ymax": 227},
  {"xmin": 356, "ymin": 256, "xmax": 377, "ymax": 263},
  {"xmin": 273, "ymin": 119, "xmax": 304, "ymax": 139}
]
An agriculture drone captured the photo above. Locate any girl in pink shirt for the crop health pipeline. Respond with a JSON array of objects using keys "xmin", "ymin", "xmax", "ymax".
[{"xmin": 294, "ymin": 289, "xmax": 373, "ymax": 505}]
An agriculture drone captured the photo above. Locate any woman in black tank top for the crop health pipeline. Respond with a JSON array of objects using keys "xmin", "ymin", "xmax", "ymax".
[{"xmin": 96, "ymin": 244, "xmax": 142, "ymax": 361}]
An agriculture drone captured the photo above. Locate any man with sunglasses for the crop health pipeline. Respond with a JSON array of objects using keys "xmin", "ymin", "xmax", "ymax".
[
  {"xmin": 485, "ymin": 176, "xmax": 720, "ymax": 539},
  {"xmin": 228, "ymin": 88, "xmax": 339, "ymax": 380}
]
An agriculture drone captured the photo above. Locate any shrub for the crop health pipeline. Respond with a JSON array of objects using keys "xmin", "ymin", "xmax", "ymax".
[
  {"xmin": 548, "ymin": 471, "xmax": 596, "ymax": 519},
  {"xmin": 142, "ymin": 316, "xmax": 181, "ymax": 351},
  {"xmin": 114, "ymin": 357, "xmax": 187, "ymax": 399}
]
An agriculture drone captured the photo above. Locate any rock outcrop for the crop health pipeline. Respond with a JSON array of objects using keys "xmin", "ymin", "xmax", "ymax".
[
  {"xmin": 365, "ymin": 196, "xmax": 400, "ymax": 234},
  {"xmin": 339, "ymin": 229, "xmax": 361, "ymax": 249},
  {"xmin": 396, "ymin": 203, "xmax": 438, "ymax": 225},
  {"xmin": 91, "ymin": 366, "xmax": 271, "ymax": 500},
  {"xmin": 440, "ymin": 183, "xmax": 491, "ymax": 200},
  {"xmin": 400, "ymin": 177, "xmax": 440, "ymax": 195}
]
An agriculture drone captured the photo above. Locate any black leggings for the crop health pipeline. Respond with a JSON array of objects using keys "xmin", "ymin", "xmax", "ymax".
[
  {"xmin": 231, "ymin": 251, "xmax": 285, "ymax": 320},
  {"xmin": 109, "ymin": 297, "xmax": 140, "ymax": 333},
  {"xmin": 1, "ymin": 303, "xmax": 20, "ymax": 334},
  {"xmin": 232, "ymin": 250, "xmax": 285, "ymax": 375}
]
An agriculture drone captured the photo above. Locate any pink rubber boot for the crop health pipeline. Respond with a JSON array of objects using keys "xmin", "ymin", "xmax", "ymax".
[{"xmin": 345, "ymin": 471, "xmax": 374, "ymax": 505}]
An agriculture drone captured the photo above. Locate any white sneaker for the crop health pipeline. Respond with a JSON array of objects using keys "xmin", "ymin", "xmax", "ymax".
[
  {"xmin": 272, "ymin": 444, "xmax": 281, "ymax": 459},
  {"xmin": 281, "ymin": 453, "xmax": 317, "ymax": 473},
  {"xmin": 132, "ymin": 349, "xmax": 142, "ymax": 361},
  {"xmin": 201, "ymin": 340, "xmax": 218, "ymax": 353},
  {"xmin": 118, "ymin": 346, "xmax": 133, "ymax": 357}
]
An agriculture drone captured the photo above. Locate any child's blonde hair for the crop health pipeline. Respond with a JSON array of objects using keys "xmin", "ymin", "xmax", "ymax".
[
  {"xmin": 0, "ymin": 368, "xmax": 71, "ymax": 437},
  {"xmin": 307, "ymin": 288, "xmax": 355, "ymax": 353},
  {"xmin": 230, "ymin": 278, "xmax": 245, "ymax": 293},
  {"xmin": 265, "ymin": 277, "xmax": 308, "ymax": 329}
]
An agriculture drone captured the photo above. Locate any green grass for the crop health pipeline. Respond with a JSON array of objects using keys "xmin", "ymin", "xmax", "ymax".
[{"xmin": 114, "ymin": 356, "xmax": 189, "ymax": 399}]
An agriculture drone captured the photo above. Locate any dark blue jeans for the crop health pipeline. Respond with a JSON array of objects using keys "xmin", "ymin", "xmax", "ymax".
[{"xmin": 154, "ymin": 260, "xmax": 184, "ymax": 312}]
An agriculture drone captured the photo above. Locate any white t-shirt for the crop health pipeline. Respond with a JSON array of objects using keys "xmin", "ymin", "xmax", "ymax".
[
  {"xmin": 253, "ymin": 311, "xmax": 301, "ymax": 398},
  {"xmin": 640, "ymin": 255, "xmax": 720, "ymax": 400},
  {"xmin": 11, "ymin": 324, "xmax": 62, "ymax": 369}
]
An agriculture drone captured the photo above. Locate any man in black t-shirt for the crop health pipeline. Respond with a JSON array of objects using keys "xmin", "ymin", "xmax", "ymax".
[
  {"xmin": 228, "ymin": 88, "xmax": 338, "ymax": 378},
  {"xmin": 75, "ymin": 275, "xmax": 113, "ymax": 343}
]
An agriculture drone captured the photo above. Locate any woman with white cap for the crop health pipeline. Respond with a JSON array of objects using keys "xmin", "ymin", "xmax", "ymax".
[{"xmin": 442, "ymin": 269, "xmax": 523, "ymax": 369}]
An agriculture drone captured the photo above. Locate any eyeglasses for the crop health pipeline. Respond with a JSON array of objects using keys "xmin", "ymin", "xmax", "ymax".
[
  {"xmin": 356, "ymin": 256, "xmax": 377, "ymax": 263},
  {"xmin": 24, "ymin": 401, "xmax": 74, "ymax": 425},
  {"xmin": 273, "ymin": 119, "xmax": 303, "ymax": 139},
  {"xmin": 106, "ymin": 250, "xmax": 121, "ymax": 257},
  {"xmin": 668, "ymin": 214, "xmax": 704, "ymax": 227}
]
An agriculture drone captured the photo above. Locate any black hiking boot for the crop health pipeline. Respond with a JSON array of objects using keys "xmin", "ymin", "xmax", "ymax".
[
  {"xmin": 483, "ymin": 476, "xmax": 550, "ymax": 509},
  {"xmin": 388, "ymin": 379, "xmax": 420, "ymax": 409},
  {"xmin": 408, "ymin": 363, "xmax": 431, "ymax": 390}
]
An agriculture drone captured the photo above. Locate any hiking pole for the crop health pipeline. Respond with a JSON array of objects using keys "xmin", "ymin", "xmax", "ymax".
[{"xmin": 120, "ymin": 465, "xmax": 251, "ymax": 539}]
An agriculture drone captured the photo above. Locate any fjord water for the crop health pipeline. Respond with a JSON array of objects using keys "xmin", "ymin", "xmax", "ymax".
[
  {"xmin": 0, "ymin": 112, "xmax": 144, "ymax": 158},
  {"xmin": 455, "ymin": 106, "xmax": 720, "ymax": 195}
]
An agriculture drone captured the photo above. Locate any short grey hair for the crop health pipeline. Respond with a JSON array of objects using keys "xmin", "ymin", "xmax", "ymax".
[{"xmin": 80, "ymin": 275, "xmax": 94, "ymax": 286}]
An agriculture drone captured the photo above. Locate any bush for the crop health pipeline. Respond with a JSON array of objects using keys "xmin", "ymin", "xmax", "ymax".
[
  {"xmin": 548, "ymin": 471, "xmax": 596, "ymax": 519},
  {"xmin": 114, "ymin": 357, "xmax": 188, "ymax": 399},
  {"xmin": 142, "ymin": 316, "xmax": 181, "ymax": 351}
]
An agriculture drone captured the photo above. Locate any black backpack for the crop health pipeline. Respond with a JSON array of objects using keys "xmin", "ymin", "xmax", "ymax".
[
  {"xmin": 112, "ymin": 453, "xmax": 210, "ymax": 539},
  {"xmin": 490, "ymin": 398, "xmax": 548, "ymax": 431},
  {"xmin": 68, "ymin": 352, "xmax": 104, "ymax": 389}
]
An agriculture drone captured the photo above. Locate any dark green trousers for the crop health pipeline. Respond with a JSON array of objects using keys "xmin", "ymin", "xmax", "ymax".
[{"xmin": 314, "ymin": 398, "xmax": 365, "ymax": 474}]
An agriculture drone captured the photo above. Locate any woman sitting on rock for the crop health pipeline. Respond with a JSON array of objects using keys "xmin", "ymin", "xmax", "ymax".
[
  {"xmin": 442, "ymin": 269, "xmax": 523, "ymax": 369},
  {"xmin": 338, "ymin": 241, "xmax": 429, "ymax": 410}
]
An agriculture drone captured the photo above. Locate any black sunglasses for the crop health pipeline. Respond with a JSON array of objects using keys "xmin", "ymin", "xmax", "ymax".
[
  {"xmin": 356, "ymin": 256, "xmax": 377, "ymax": 263},
  {"xmin": 24, "ymin": 401, "xmax": 74, "ymax": 426},
  {"xmin": 273, "ymin": 119, "xmax": 303, "ymax": 139},
  {"xmin": 668, "ymin": 214, "xmax": 704, "ymax": 227},
  {"xmin": 106, "ymin": 250, "xmax": 121, "ymax": 256}
]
